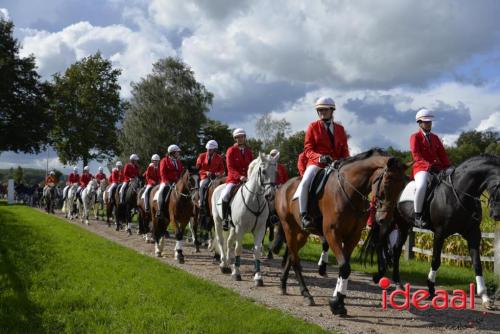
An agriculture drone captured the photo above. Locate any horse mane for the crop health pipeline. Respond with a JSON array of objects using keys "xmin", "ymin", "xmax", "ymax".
[
  {"xmin": 460, "ymin": 154, "xmax": 500, "ymax": 167},
  {"xmin": 247, "ymin": 156, "xmax": 262, "ymax": 177},
  {"xmin": 339, "ymin": 148, "xmax": 389, "ymax": 167}
]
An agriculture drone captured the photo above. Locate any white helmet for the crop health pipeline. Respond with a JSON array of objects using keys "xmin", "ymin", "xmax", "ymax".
[
  {"xmin": 49, "ymin": 170, "xmax": 55, "ymax": 175},
  {"xmin": 73, "ymin": 167, "xmax": 78, "ymax": 172},
  {"xmin": 151, "ymin": 154, "xmax": 160, "ymax": 161},
  {"xmin": 130, "ymin": 154, "xmax": 139, "ymax": 161},
  {"xmin": 168, "ymin": 144, "xmax": 181, "ymax": 153},
  {"xmin": 98, "ymin": 166, "xmax": 103, "ymax": 172},
  {"xmin": 315, "ymin": 96, "xmax": 336, "ymax": 110},
  {"xmin": 205, "ymin": 140, "xmax": 218, "ymax": 150},
  {"xmin": 116, "ymin": 161, "xmax": 123, "ymax": 167},
  {"xmin": 416, "ymin": 108, "xmax": 434, "ymax": 122},
  {"xmin": 83, "ymin": 166, "xmax": 90, "ymax": 171},
  {"xmin": 269, "ymin": 149, "xmax": 279, "ymax": 156},
  {"xmin": 233, "ymin": 128, "xmax": 246, "ymax": 137}
]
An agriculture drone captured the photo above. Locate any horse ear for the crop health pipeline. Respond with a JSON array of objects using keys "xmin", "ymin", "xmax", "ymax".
[{"xmin": 259, "ymin": 152, "xmax": 266, "ymax": 161}]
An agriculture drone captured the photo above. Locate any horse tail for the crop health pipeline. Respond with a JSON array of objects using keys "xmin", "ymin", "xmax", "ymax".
[
  {"xmin": 271, "ymin": 222, "xmax": 285, "ymax": 255},
  {"xmin": 359, "ymin": 222, "xmax": 380, "ymax": 267}
]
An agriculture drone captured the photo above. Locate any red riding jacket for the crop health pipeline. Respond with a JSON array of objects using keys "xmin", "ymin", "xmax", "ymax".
[
  {"xmin": 304, "ymin": 120, "xmax": 349, "ymax": 168},
  {"xmin": 79, "ymin": 172, "xmax": 92, "ymax": 187},
  {"xmin": 410, "ymin": 130, "xmax": 451, "ymax": 177},
  {"xmin": 123, "ymin": 162, "xmax": 140, "ymax": 182},
  {"xmin": 159, "ymin": 156, "xmax": 184, "ymax": 184},
  {"xmin": 226, "ymin": 144, "xmax": 253, "ymax": 184},
  {"xmin": 109, "ymin": 168, "xmax": 123, "ymax": 184},
  {"xmin": 276, "ymin": 163, "xmax": 289, "ymax": 185},
  {"xmin": 144, "ymin": 163, "xmax": 160, "ymax": 186},
  {"xmin": 196, "ymin": 152, "xmax": 225, "ymax": 180},
  {"xmin": 67, "ymin": 172, "xmax": 80, "ymax": 185},
  {"xmin": 297, "ymin": 152, "xmax": 307, "ymax": 177},
  {"xmin": 95, "ymin": 172, "xmax": 106, "ymax": 182}
]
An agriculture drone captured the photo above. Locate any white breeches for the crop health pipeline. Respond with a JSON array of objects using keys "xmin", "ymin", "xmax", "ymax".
[
  {"xmin": 414, "ymin": 171, "xmax": 429, "ymax": 213},
  {"xmin": 221, "ymin": 183, "xmax": 236, "ymax": 202},
  {"xmin": 120, "ymin": 181, "xmax": 129, "ymax": 196},
  {"xmin": 143, "ymin": 184, "xmax": 153, "ymax": 206},
  {"xmin": 199, "ymin": 178, "xmax": 210, "ymax": 202},
  {"xmin": 154, "ymin": 182, "xmax": 169, "ymax": 202},
  {"xmin": 294, "ymin": 165, "xmax": 321, "ymax": 213},
  {"xmin": 107, "ymin": 183, "xmax": 118, "ymax": 194}
]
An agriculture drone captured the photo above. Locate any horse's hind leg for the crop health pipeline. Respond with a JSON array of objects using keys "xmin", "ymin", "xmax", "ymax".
[
  {"xmin": 466, "ymin": 227, "xmax": 493, "ymax": 309},
  {"xmin": 318, "ymin": 238, "xmax": 329, "ymax": 277},
  {"xmin": 253, "ymin": 221, "xmax": 267, "ymax": 287},
  {"xmin": 288, "ymin": 228, "xmax": 314, "ymax": 306},
  {"xmin": 232, "ymin": 233, "xmax": 242, "ymax": 282},
  {"xmin": 427, "ymin": 232, "xmax": 445, "ymax": 299},
  {"xmin": 173, "ymin": 223, "xmax": 185, "ymax": 264},
  {"xmin": 280, "ymin": 253, "xmax": 292, "ymax": 295}
]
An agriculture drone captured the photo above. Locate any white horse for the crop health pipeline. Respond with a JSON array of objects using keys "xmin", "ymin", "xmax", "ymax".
[
  {"xmin": 79, "ymin": 179, "xmax": 98, "ymax": 225},
  {"xmin": 95, "ymin": 178, "xmax": 108, "ymax": 220},
  {"xmin": 62, "ymin": 184, "xmax": 79, "ymax": 220},
  {"xmin": 211, "ymin": 152, "xmax": 278, "ymax": 286}
]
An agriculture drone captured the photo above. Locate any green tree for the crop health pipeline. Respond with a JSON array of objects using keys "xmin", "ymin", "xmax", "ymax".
[
  {"xmin": 448, "ymin": 130, "xmax": 498, "ymax": 165},
  {"xmin": 255, "ymin": 113, "xmax": 291, "ymax": 151},
  {"xmin": 198, "ymin": 119, "xmax": 234, "ymax": 155},
  {"xmin": 277, "ymin": 131, "xmax": 305, "ymax": 177},
  {"xmin": 0, "ymin": 19, "xmax": 52, "ymax": 153},
  {"xmin": 13, "ymin": 166, "xmax": 24, "ymax": 184},
  {"xmin": 50, "ymin": 52, "xmax": 124, "ymax": 166},
  {"xmin": 120, "ymin": 57, "xmax": 213, "ymax": 169}
]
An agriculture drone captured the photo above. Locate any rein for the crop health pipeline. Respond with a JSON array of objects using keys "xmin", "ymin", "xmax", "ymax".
[{"xmin": 239, "ymin": 166, "xmax": 272, "ymax": 232}]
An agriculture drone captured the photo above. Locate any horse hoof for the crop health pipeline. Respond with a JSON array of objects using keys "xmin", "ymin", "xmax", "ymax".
[
  {"xmin": 267, "ymin": 252, "xmax": 274, "ymax": 260},
  {"xmin": 177, "ymin": 257, "xmax": 185, "ymax": 264},
  {"xmin": 280, "ymin": 288, "xmax": 287, "ymax": 296},
  {"xmin": 395, "ymin": 282, "xmax": 404, "ymax": 291},
  {"xmin": 304, "ymin": 296, "xmax": 315, "ymax": 306},
  {"xmin": 483, "ymin": 299, "xmax": 495, "ymax": 310},
  {"xmin": 127, "ymin": 228, "xmax": 132, "ymax": 236},
  {"xmin": 155, "ymin": 252, "xmax": 161, "ymax": 257},
  {"xmin": 232, "ymin": 273, "xmax": 242, "ymax": 281},
  {"xmin": 195, "ymin": 247, "xmax": 200, "ymax": 253},
  {"xmin": 254, "ymin": 279, "xmax": 264, "ymax": 287},
  {"xmin": 329, "ymin": 294, "xmax": 347, "ymax": 316},
  {"xmin": 318, "ymin": 262, "xmax": 327, "ymax": 277},
  {"xmin": 372, "ymin": 274, "xmax": 382, "ymax": 284},
  {"xmin": 220, "ymin": 267, "xmax": 231, "ymax": 274}
]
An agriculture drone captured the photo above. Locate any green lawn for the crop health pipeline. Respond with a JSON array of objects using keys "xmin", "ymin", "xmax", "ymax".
[{"xmin": 0, "ymin": 203, "xmax": 329, "ymax": 334}]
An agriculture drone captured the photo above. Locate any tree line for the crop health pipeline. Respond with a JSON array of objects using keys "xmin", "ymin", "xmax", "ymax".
[{"xmin": 1, "ymin": 17, "xmax": 498, "ymax": 183}]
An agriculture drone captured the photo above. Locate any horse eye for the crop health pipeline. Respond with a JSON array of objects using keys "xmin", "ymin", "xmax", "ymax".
[{"xmin": 262, "ymin": 170, "xmax": 267, "ymax": 176}]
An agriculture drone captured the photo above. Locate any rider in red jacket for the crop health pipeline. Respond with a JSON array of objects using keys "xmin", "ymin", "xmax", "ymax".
[
  {"xmin": 77, "ymin": 166, "xmax": 93, "ymax": 202},
  {"xmin": 294, "ymin": 97, "xmax": 350, "ymax": 232},
  {"xmin": 220, "ymin": 128, "xmax": 253, "ymax": 230},
  {"xmin": 63, "ymin": 167, "xmax": 80, "ymax": 200},
  {"xmin": 107, "ymin": 161, "xmax": 123, "ymax": 204},
  {"xmin": 120, "ymin": 154, "xmax": 140, "ymax": 203},
  {"xmin": 410, "ymin": 108, "xmax": 451, "ymax": 229},
  {"xmin": 95, "ymin": 167, "xmax": 107, "ymax": 183},
  {"xmin": 156, "ymin": 145, "xmax": 184, "ymax": 219},
  {"xmin": 142, "ymin": 154, "xmax": 160, "ymax": 213},
  {"xmin": 270, "ymin": 149, "xmax": 289, "ymax": 186},
  {"xmin": 196, "ymin": 140, "xmax": 225, "ymax": 212}
]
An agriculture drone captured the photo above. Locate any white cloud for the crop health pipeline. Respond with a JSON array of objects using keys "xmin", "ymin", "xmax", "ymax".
[
  {"xmin": 145, "ymin": 0, "xmax": 500, "ymax": 103},
  {"xmin": 0, "ymin": 8, "xmax": 10, "ymax": 20},
  {"xmin": 476, "ymin": 111, "xmax": 500, "ymax": 132},
  {"xmin": 19, "ymin": 20, "xmax": 176, "ymax": 97}
]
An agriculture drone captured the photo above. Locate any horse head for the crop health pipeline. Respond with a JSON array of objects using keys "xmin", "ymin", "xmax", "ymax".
[
  {"xmin": 370, "ymin": 156, "xmax": 408, "ymax": 228},
  {"xmin": 249, "ymin": 152, "xmax": 278, "ymax": 201}
]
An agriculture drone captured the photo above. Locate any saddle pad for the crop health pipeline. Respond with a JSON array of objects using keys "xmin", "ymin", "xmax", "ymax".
[{"xmin": 398, "ymin": 181, "xmax": 416, "ymax": 203}]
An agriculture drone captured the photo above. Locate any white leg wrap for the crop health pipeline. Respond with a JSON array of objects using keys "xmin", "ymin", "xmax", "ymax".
[
  {"xmin": 476, "ymin": 276, "xmax": 487, "ymax": 296},
  {"xmin": 175, "ymin": 240, "xmax": 183, "ymax": 251},
  {"xmin": 254, "ymin": 272, "xmax": 262, "ymax": 281},
  {"xmin": 338, "ymin": 277, "xmax": 348, "ymax": 295},
  {"xmin": 333, "ymin": 278, "xmax": 341, "ymax": 296},
  {"xmin": 428, "ymin": 269, "xmax": 437, "ymax": 283},
  {"xmin": 318, "ymin": 251, "xmax": 329, "ymax": 265}
]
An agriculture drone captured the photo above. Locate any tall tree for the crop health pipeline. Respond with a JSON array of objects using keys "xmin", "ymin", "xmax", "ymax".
[
  {"xmin": 120, "ymin": 57, "xmax": 213, "ymax": 169},
  {"xmin": 50, "ymin": 52, "xmax": 124, "ymax": 166},
  {"xmin": 13, "ymin": 166, "xmax": 24, "ymax": 184},
  {"xmin": 0, "ymin": 19, "xmax": 52, "ymax": 153},
  {"xmin": 199, "ymin": 119, "xmax": 234, "ymax": 154},
  {"xmin": 277, "ymin": 131, "xmax": 305, "ymax": 177},
  {"xmin": 255, "ymin": 113, "xmax": 291, "ymax": 151}
]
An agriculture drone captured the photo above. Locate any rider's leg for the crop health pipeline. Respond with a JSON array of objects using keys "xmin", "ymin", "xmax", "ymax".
[
  {"xmin": 120, "ymin": 182, "xmax": 128, "ymax": 203},
  {"xmin": 144, "ymin": 185, "xmax": 152, "ymax": 212},
  {"xmin": 156, "ymin": 183, "xmax": 167, "ymax": 219},
  {"xmin": 414, "ymin": 171, "xmax": 429, "ymax": 228},
  {"xmin": 298, "ymin": 165, "xmax": 321, "ymax": 231},
  {"xmin": 199, "ymin": 178, "xmax": 210, "ymax": 208},
  {"xmin": 62, "ymin": 185, "xmax": 69, "ymax": 200},
  {"xmin": 221, "ymin": 183, "xmax": 235, "ymax": 231}
]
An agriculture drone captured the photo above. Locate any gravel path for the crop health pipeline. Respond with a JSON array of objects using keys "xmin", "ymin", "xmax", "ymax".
[{"xmin": 54, "ymin": 211, "xmax": 499, "ymax": 334}]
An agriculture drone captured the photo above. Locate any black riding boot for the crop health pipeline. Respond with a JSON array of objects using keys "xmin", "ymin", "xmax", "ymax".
[
  {"xmin": 222, "ymin": 200, "xmax": 231, "ymax": 231},
  {"xmin": 414, "ymin": 212, "xmax": 430, "ymax": 229},
  {"xmin": 300, "ymin": 212, "xmax": 314, "ymax": 232}
]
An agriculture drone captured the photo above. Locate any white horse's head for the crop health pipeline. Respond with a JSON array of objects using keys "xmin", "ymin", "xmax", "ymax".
[{"xmin": 248, "ymin": 152, "xmax": 279, "ymax": 200}]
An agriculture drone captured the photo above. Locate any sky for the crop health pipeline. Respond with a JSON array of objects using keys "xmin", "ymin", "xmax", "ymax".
[{"xmin": 1, "ymin": 0, "xmax": 499, "ymax": 174}]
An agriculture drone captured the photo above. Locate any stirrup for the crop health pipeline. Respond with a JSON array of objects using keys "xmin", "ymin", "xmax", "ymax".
[{"xmin": 301, "ymin": 214, "xmax": 314, "ymax": 232}]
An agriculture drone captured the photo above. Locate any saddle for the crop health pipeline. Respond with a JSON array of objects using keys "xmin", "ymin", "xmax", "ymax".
[
  {"xmin": 420, "ymin": 167, "xmax": 454, "ymax": 221},
  {"xmin": 306, "ymin": 166, "xmax": 337, "ymax": 235}
]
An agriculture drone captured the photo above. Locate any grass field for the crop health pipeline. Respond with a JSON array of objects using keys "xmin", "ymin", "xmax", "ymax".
[{"xmin": 0, "ymin": 203, "xmax": 329, "ymax": 334}]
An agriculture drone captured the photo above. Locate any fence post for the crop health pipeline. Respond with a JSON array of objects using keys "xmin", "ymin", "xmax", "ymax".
[
  {"xmin": 404, "ymin": 228, "xmax": 415, "ymax": 261},
  {"xmin": 495, "ymin": 223, "xmax": 500, "ymax": 276}
]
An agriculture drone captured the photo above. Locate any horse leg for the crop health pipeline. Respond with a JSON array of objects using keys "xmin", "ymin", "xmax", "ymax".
[
  {"xmin": 467, "ymin": 227, "xmax": 493, "ymax": 309},
  {"xmin": 280, "ymin": 253, "xmax": 292, "ymax": 295},
  {"xmin": 174, "ymin": 223, "xmax": 185, "ymax": 264},
  {"xmin": 232, "ymin": 236, "xmax": 242, "ymax": 281},
  {"xmin": 325, "ymin": 229, "xmax": 351, "ymax": 316},
  {"xmin": 373, "ymin": 239, "xmax": 387, "ymax": 284},
  {"xmin": 214, "ymin": 217, "xmax": 229, "ymax": 272},
  {"xmin": 153, "ymin": 217, "xmax": 165, "ymax": 257},
  {"xmin": 253, "ymin": 221, "xmax": 267, "ymax": 287},
  {"xmin": 427, "ymin": 232, "xmax": 445, "ymax": 299},
  {"xmin": 226, "ymin": 227, "xmax": 237, "ymax": 275},
  {"xmin": 266, "ymin": 222, "xmax": 274, "ymax": 259},
  {"xmin": 192, "ymin": 218, "xmax": 201, "ymax": 253},
  {"xmin": 288, "ymin": 229, "xmax": 314, "ymax": 306},
  {"xmin": 392, "ymin": 226, "xmax": 409, "ymax": 290},
  {"xmin": 318, "ymin": 238, "xmax": 329, "ymax": 277}
]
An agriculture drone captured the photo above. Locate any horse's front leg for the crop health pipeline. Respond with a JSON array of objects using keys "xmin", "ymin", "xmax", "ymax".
[
  {"xmin": 252, "ymin": 220, "xmax": 267, "ymax": 287},
  {"xmin": 318, "ymin": 238, "xmax": 329, "ymax": 277},
  {"xmin": 174, "ymin": 221, "xmax": 185, "ymax": 264},
  {"xmin": 427, "ymin": 231, "xmax": 445, "ymax": 299},
  {"xmin": 214, "ymin": 216, "xmax": 230, "ymax": 273},
  {"xmin": 467, "ymin": 227, "xmax": 493, "ymax": 309},
  {"xmin": 288, "ymin": 227, "xmax": 314, "ymax": 306},
  {"xmin": 232, "ymin": 233, "xmax": 242, "ymax": 282},
  {"xmin": 392, "ymin": 226, "xmax": 409, "ymax": 290}
]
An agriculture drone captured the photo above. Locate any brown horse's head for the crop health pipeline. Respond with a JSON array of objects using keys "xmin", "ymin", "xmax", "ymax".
[{"xmin": 370, "ymin": 156, "xmax": 408, "ymax": 227}]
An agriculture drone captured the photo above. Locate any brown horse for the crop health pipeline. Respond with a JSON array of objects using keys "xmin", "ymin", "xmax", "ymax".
[
  {"xmin": 150, "ymin": 170, "xmax": 195, "ymax": 262},
  {"xmin": 275, "ymin": 149, "xmax": 407, "ymax": 316}
]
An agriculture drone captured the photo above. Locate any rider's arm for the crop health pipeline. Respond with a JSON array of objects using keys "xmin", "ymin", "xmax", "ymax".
[
  {"xmin": 226, "ymin": 148, "xmax": 241, "ymax": 178},
  {"xmin": 410, "ymin": 134, "xmax": 431, "ymax": 171},
  {"xmin": 304, "ymin": 123, "xmax": 321, "ymax": 163}
]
